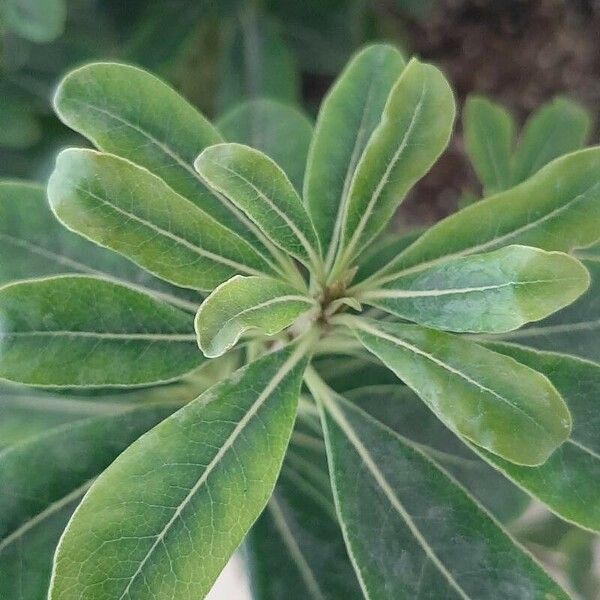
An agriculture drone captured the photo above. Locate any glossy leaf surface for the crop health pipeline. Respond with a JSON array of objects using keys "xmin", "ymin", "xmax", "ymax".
[
  {"xmin": 362, "ymin": 245, "xmax": 589, "ymax": 333},
  {"xmin": 0, "ymin": 402, "xmax": 174, "ymax": 600},
  {"xmin": 478, "ymin": 344, "xmax": 600, "ymax": 532},
  {"xmin": 195, "ymin": 275, "xmax": 316, "ymax": 358},
  {"xmin": 496, "ymin": 259, "xmax": 600, "ymax": 364},
  {"xmin": 339, "ymin": 58, "xmax": 455, "ymax": 264},
  {"xmin": 382, "ymin": 148, "xmax": 600, "ymax": 277},
  {"xmin": 50, "ymin": 344, "xmax": 308, "ymax": 599},
  {"xmin": 463, "ymin": 95, "xmax": 515, "ymax": 194},
  {"xmin": 316, "ymin": 389, "xmax": 568, "ymax": 599},
  {"xmin": 0, "ymin": 180, "xmax": 199, "ymax": 311},
  {"xmin": 49, "ymin": 149, "xmax": 275, "ymax": 290},
  {"xmin": 348, "ymin": 318, "xmax": 571, "ymax": 465},
  {"xmin": 304, "ymin": 44, "xmax": 406, "ymax": 264},
  {"xmin": 217, "ymin": 98, "xmax": 313, "ymax": 192},
  {"xmin": 0, "ymin": 276, "xmax": 202, "ymax": 387},
  {"xmin": 195, "ymin": 143, "xmax": 321, "ymax": 268}
]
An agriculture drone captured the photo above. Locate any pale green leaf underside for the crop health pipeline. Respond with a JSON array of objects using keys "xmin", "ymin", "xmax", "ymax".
[
  {"xmin": 50, "ymin": 344, "xmax": 309, "ymax": 599},
  {"xmin": 48, "ymin": 148, "xmax": 277, "ymax": 291},
  {"xmin": 339, "ymin": 57, "xmax": 456, "ymax": 265},
  {"xmin": 0, "ymin": 180, "xmax": 199, "ymax": 311},
  {"xmin": 347, "ymin": 318, "xmax": 571, "ymax": 466},
  {"xmin": 195, "ymin": 143, "xmax": 321, "ymax": 269},
  {"xmin": 478, "ymin": 344, "xmax": 600, "ymax": 532},
  {"xmin": 362, "ymin": 245, "xmax": 589, "ymax": 333},
  {"xmin": 195, "ymin": 275, "xmax": 316, "ymax": 358},
  {"xmin": 303, "ymin": 44, "xmax": 406, "ymax": 264},
  {"xmin": 53, "ymin": 61, "xmax": 272, "ymax": 252},
  {"xmin": 380, "ymin": 147, "xmax": 600, "ymax": 279},
  {"xmin": 316, "ymin": 389, "xmax": 569, "ymax": 599},
  {"xmin": 217, "ymin": 99, "xmax": 312, "ymax": 194},
  {"xmin": 495, "ymin": 258, "xmax": 600, "ymax": 364},
  {"xmin": 463, "ymin": 95, "xmax": 515, "ymax": 195},
  {"xmin": 0, "ymin": 275, "xmax": 202, "ymax": 387}
]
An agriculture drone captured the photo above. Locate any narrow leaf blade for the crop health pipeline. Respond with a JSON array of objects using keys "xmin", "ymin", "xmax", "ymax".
[
  {"xmin": 362, "ymin": 245, "xmax": 589, "ymax": 333},
  {"xmin": 463, "ymin": 95, "xmax": 515, "ymax": 194},
  {"xmin": 49, "ymin": 344, "xmax": 308, "ymax": 599},
  {"xmin": 340, "ymin": 58, "xmax": 456, "ymax": 264},
  {"xmin": 195, "ymin": 275, "xmax": 316, "ymax": 358},
  {"xmin": 0, "ymin": 276, "xmax": 203, "ymax": 387},
  {"xmin": 304, "ymin": 44, "xmax": 406, "ymax": 263},
  {"xmin": 348, "ymin": 319, "xmax": 571, "ymax": 465},
  {"xmin": 195, "ymin": 143, "xmax": 321, "ymax": 268},
  {"xmin": 48, "ymin": 148, "xmax": 276, "ymax": 291}
]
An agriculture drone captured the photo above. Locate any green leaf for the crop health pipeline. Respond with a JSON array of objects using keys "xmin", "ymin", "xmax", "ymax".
[
  {"xmin": 495, "ymin": 258, "xmax": 600, "ymax": 364},
  {"xmin": 0, "ymin": 180, "xmax": 199, "ymax": 311},
  {"xmin": 348, "ymin": 385, "xmax": 530, "ymax": 523},
  {"xmin": 53, "ymin": 61, "xmax": 272, "ymax": 253},
  {"xmin": 217, "ymin": 7, "xmax": 299, "ymax": 113},
  {"xmin": 337, "ymin": 58, "xmax": 455, "ymax": 268},
  {"xmin": 360, "ymin": 245, "xmax": 589, "ymax": 333},
  {"xmin": 476, "ymin": 344, "xmax": 600, "ymax": 532},
  {"xmin": 378, "ymin": 147, "xmax": 600, "ymax": 279},
  {"xmin": 0, "ymin": 402, "xmax": 174, "ymax": 600},
  {"xmin": 247, "ymin": 417, "xmax": 363, "ymax": 599},
  {"xmin": 217, "ymin": 98, "xmax": 313, "ymax": 192},
  {"xmin": 48, "ymin": 148, "xmax": 277, "ymax": 291},
  {"xmin": 512, "ymin": 97, "xmax": 592, "ymax": 185},
  {"xmin": 304, "ymin": 44, "xmax": 406, "ymax": 265},
  {"xmin": 196, "ymin": 275, "xmax": 317, "ymax": 358},
  {"xmin": 5, "ymin": 0, "xmax": 66, "ymax": 43},
  {"xmin": 49, "ymin": 343, "xmax": 309, "ymax": 599},
  {"xmin": 344, "ymin": 318, "xmax": 571, "ymax": 465},
  {"xmin": 195, "ymin": 143, "xmax": 321, "ymax": 270},
  {"xmin": 0, "ymin": 275, "xmax": 203, "ymax": 387},
  {"xmin": 354, "ymin": 229, "xmax": 423, "ymax": 283},
  {"xmin": 463, "ymin": 95, "xmax": 515, "ymax": 194},
  {"xmin": 308, "ymin": 380, "xmax": 569, "ymax": 599}
]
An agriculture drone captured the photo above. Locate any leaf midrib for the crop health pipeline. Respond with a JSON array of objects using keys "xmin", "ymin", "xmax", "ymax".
[
  {"xmin": 115, "ymin": 343, "xmax": 306, "ymax": 599},
  {"xmin": 354, "ymin": 320, "xmax": 550, "ymax": 436}
]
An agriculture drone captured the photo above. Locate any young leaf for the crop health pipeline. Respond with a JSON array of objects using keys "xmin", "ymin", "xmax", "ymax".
[
  {"xmin": 512, "ymin": 97, "xmax": 592, "ymax": 185},
  {"xmin": 247, "ymin": 418, "xmax": 363, "ymax": 599},
  {"xmin": 48, "ymin": 148, "xmax": 277, "ymax": 291},
  {"xmin": 49, "ymin": 343, "xmax": 309, "ymax": 600},
  {"xmin": 311, "ymin": 386, "xmax": 569, "ymax": 599},
  {"xmin": 377, "ymin": 147, "xmax": 600, "ymax": 279},
  {"xmin": 463, "ymin": 95, "xmax": 515, "ymax": 195},
  {"xmin": 217, "ymin": 8, "xmax": 299, "ymax": 113},
  {"xmin": 304, "ymin": 44, "xmax": 406, "ymax": 265},
  {"xmin": 217, "ymin": 98, "xmax": 313, "ymax": 192},
  {"xmin": 343, "ymin": 318, "xmax": 571, "ymax": 466},
  {"xmin": 0, "ymin": 180, "xmax": 199, "ymax": 311},
  {"xmin": 338, "ymin": 58, "xmax": 455, "ymax": 268},
  {"xmin": 476, "ymin": 344, "xmax": 600, "ymax": 532},
  {"xmin": 195, "ymin": 275, "xmax": 317, "ymax": 358},
  {"xmin": 195, "ymin": 143, "xmax": 321, "ymax": 270},
  {"xmin": 495, "ymin": 259, "xmax": 600, "ymax": 364},
  {"xmin": 0, "ymin": 403, "xmax": 174, "ymax": 600},
  {"xmin": 360, "ymin": 245, "xmax": 589, "ymax": 333},
  {"xmin": 0, "ymin": 276, "xmax": 203, "ymax": 387},
  {"xmin": 348, "ymin": 385, "xmax": 530, "ymax": 523}
]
